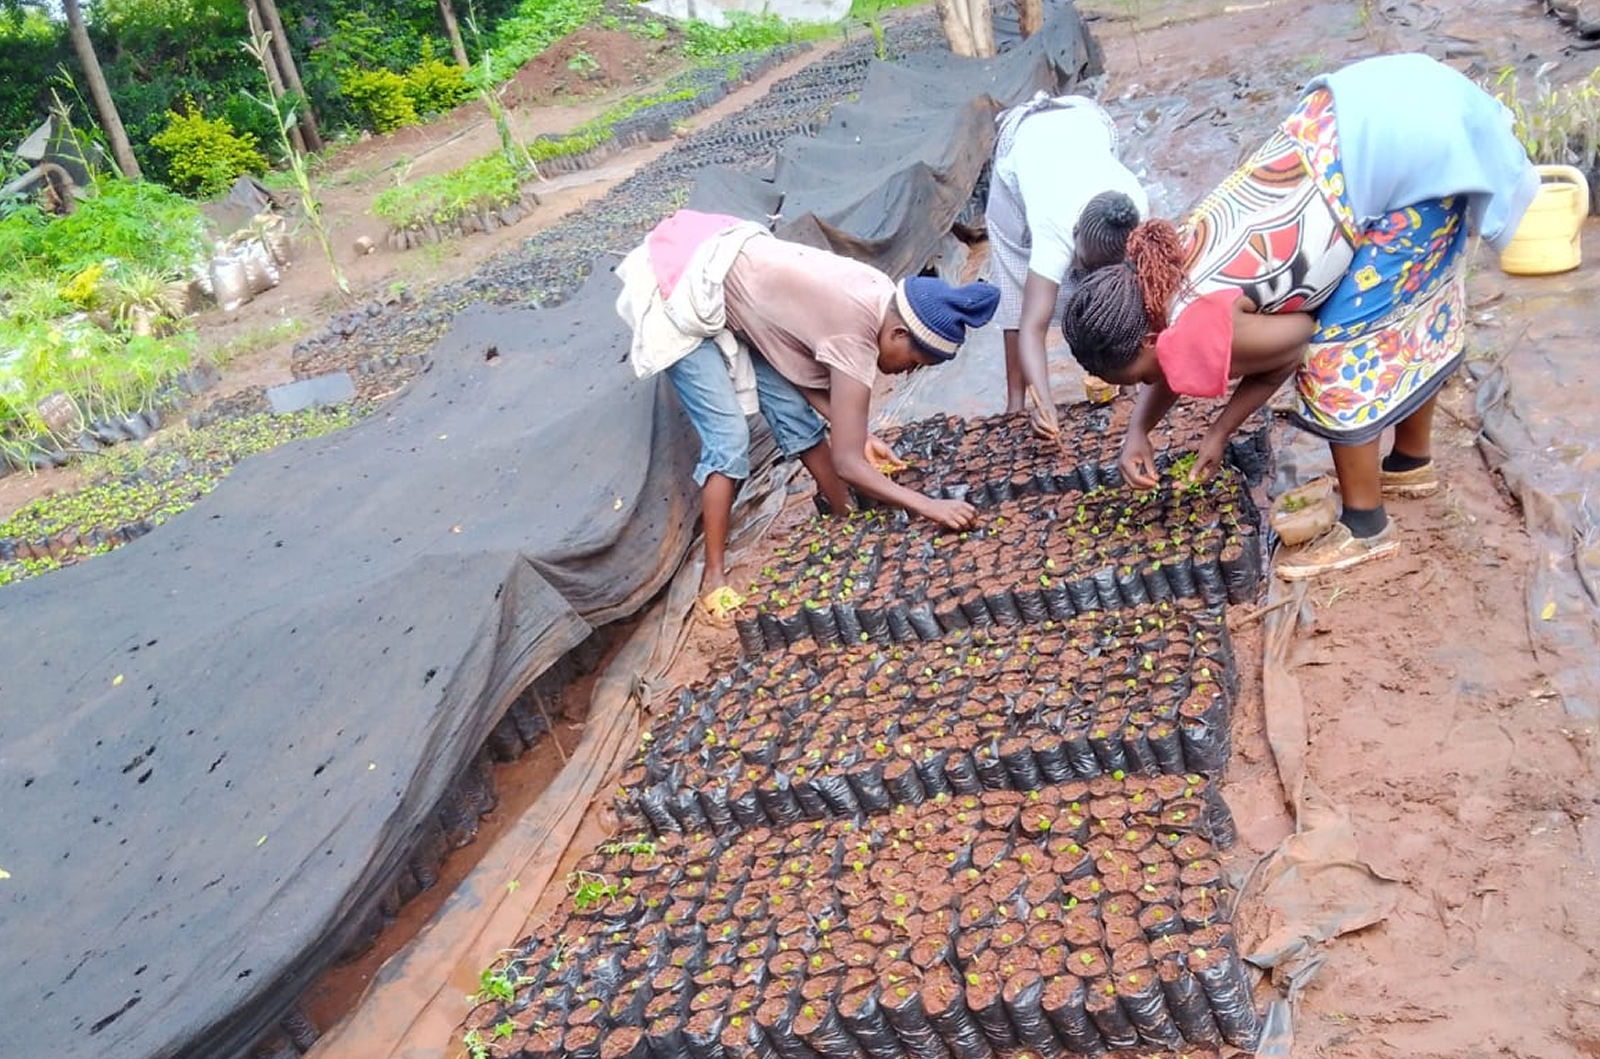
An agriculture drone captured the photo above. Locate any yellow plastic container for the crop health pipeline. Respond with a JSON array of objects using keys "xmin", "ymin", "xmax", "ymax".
[{"xmin": 1499, "ymin": 164, "xmax": 1590, "ymax": 276}]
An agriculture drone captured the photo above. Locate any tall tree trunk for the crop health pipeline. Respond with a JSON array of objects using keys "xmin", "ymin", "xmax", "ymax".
[
  {"xmin": 257, "ymin": 0, "xmax": 323, "ymax": 151},
  {"xmin": 1017, "ymin": 0, "xmax": 1043, "ymax": 38},
  {"xmin": 934, "ymin": 0, "xmax": 976, "ymax": 56},
  {"xmin": 61, "ymin": 0, "xmax": 140, "ymax": 180},
  {"xmin": 437, "ymin": 0, "xmax": 470, "ymax": 69},
  {"xmin": 243, "ymin": 0, "xmax": 307, "ymax": 155},
  {"xmin": 968, "ymin": 0, "xmax": 996, "ymax": 57}
]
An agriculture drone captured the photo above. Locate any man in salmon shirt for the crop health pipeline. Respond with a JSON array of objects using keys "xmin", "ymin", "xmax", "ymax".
[{"xmin": 617, "ymin": 209, "xmax": 1000, "ymax": 626}]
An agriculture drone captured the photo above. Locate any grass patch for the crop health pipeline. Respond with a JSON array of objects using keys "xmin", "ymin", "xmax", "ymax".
[
  {"xmin": 0, "ymin": 405, "xmax": 359, "ymax": 586},
  {"xmin": 207, "ymin": 318, "xmax": 305, "ymax": 368}
]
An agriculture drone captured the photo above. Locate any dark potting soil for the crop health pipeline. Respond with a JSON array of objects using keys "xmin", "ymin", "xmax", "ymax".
[
  {"xmin": 880, "ymin": 396, "xmax": 1275, "ymax": 502},
  {"xmin": 619, "ymin": 604, "xmax": 1237, "ymax": 838},
  {"xmin": 737, "ymin": 467, "xmax": 1264, "ymax": 655},
  {"xmin": 465, "ymin": 788, "xmax": 1253, "ymax": 1058}
]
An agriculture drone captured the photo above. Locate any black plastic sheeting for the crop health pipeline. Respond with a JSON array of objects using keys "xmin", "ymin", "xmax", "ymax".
[
  {"xmin": 0, "ymin": 277, "xmax": 701, "ymax": 1059},
  {"xmin": 698, "ymin": 3, "xmax": 1101, "ymax": 279},
  {"xmin": 0, "ymin": 8, "xmax": 1101, "ymax": 1059}
]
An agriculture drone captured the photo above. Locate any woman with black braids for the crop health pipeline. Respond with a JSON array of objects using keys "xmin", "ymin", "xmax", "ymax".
[
  {"xmin": 985, "ymin": 93, "xmax": 1148, "ymax": 436},
  {"xmin": 1060, "ymin": 53, "xmax": 1537, "ymax": 579}
]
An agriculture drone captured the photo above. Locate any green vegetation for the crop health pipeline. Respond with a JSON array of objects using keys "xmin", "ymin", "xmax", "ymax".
[
  {"xmin": 340, "ymin": 69, "xmax": 419, "ymax": 134},
  {"xmin": 472, "ymin": 0, "xmax": 606, "ymax": 91},
  {"xmin": 373, "ymin": 153, "xmax": 525, "ymax": 229},
  {"xmin": 150, "ymin": 109, "xmax": 269, "ymax": 197},
  {"xmin": 0, "ymin": 179, "xmax": 206, "ymax": 281},
  {"xmin": 1493, "ymin": 65, "xmax": 1600, "ymax": 169},
  {"xmin": 0, "ymin": 406, "xmax": 358, "ymax": 587},
  {"xmin": 0, "ymin": 178, "xmax": 210, "ymax": 461},
  {"xmin": 681, "ymin": 12, "xmax": 836, "ymax": 58}
]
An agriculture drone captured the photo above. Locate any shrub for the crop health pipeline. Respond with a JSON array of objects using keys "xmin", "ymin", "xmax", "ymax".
[
  {"xmin": 404, "ymin": 42, "xmax": 472, "ymax": 116},
  {"xmin": 19, "ymin": 179, "xmax": 208, "ymax": 281},
  {"xmin": 150, "ymin": 108, "xmax": 269, "ymax": 197},
  {"xmin": 341, "ymin": 68, "xmax": 418, "ymax": 134}
]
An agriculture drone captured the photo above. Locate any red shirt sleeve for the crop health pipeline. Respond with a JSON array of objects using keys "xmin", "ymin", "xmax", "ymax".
[{"xmin": 1155, "ymin": 290, "xmax": 1236, "ymax": 398}]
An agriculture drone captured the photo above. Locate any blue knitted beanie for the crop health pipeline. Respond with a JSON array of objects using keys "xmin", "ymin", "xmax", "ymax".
[{"xmin": 894, "ymin": 277, "xmax": 1001, "ymax": 361}]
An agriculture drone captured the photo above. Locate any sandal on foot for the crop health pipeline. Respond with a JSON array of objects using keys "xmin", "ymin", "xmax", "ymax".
[
  {"xmin": 1380, "ymin": 461, "xmax": 1439, "ymax": 498},
  {"xmin": 698, "ymin": 585, "xmax": 746, "ymax": 628},
  {"xmin": 1277, "ymin": 520, "xmax": 1400, "ymax": 581}
]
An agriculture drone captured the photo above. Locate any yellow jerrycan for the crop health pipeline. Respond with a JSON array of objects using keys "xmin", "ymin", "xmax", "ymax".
[{"xmin": 1499, "ymin": 164, "xmax": 1590, "ymax": 276}]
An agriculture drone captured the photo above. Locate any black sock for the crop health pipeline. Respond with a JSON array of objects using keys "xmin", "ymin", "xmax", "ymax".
[
  {"xmin": 1339, "ymin": 505, "xmax": 1388, "ymax": 538},
  {"xmin": 1382, "ymin": 450, "xmax": 1430, "ymax": 473}
]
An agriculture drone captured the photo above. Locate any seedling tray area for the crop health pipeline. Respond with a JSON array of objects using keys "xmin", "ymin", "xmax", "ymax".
[
  {"xmin": 880, "ymin": 401, "xmax": 1273, "ymax": 505},
  {"xmin": 736, "ymin": 473, "xmax": 1263, "ymax": 655},
  {"xmin": 453, "ymin": 394, "xmax": 1273, "ymax": 1058},
  {"xmin": 463, "ymin": 788, "xmax": 1260, "ymax": 1059},
  {"xmin": 619, "ymin": 605, "xmax": 1239, "ymax": 839}
]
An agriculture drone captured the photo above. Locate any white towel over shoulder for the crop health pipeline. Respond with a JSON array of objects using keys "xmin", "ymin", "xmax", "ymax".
[{"xmin": 615, "ymin": 222, "xmax": 771, "ymax": 414}]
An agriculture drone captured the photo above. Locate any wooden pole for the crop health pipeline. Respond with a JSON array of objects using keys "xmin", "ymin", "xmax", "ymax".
[
  {"xmin": 934, "ymin": 0, "xmax": 977, "ymax": 56},
  {"xmin": 969, "ymin": 0, "xmax": 996, "ymax": 57}
]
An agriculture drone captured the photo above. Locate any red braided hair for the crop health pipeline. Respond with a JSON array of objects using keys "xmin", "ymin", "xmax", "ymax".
[{"xmin": 1122, "ymin": 220, "xmax": 1190, "ymax": 332}]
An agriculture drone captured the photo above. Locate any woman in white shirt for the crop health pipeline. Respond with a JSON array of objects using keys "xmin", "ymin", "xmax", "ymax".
[{"xmin": 985, "ymin": 94, "xmax": 1149, "ymax": 435}]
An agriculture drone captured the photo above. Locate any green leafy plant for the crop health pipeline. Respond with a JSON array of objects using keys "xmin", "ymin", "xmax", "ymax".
[
  {"xmin": 566, "ymin": 869, "xmax": 616, "ymax": 910},
  {"xmin": 681, "ymin": 12, "xmax": 834, "ymax": 58},
  {"xmin": 373, "ymin": 152, "xmax": 523, "ymax": 230},
  {"xmin": 404, "ymin": 42, "xmax": 474, "ymax": 116},
  {"xmin": 341, "ymin": 68, "xmax": 419, "ymax": 134},
  {"xmin": 566, "ymin": 49, "xmax": 600, "ymax": 76},
  {"xmin": 1492, "ymin": 65, "xmax": 1600, "ymax": 169},
  {"xmin": 150, "ymin": 108, "xmax": 268, "ymax": 197}
]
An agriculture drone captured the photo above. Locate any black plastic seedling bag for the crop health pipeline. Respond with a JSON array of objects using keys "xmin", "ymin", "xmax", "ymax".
[
  {"xmin": 1083, "ymin": 985, "xmax": 1138, "ymax": 1049},
  {"xmin": 796, "ymin": 999, "xmax": 866, "ymax": 1059},
  {"xmin": 1041, "ymin": 975, "xmax": 1104, "ymax": 1056},
  {"xmin": 1001, "ymin": 974, "xmax": 1065, "ymax": 1059},
  {"xmin": 839, "ymin": 989, "xmax": 907, "ymax": 1059},
  {"xmin": 1191, "ymin": 950, "xmax": 1262, "ymax": 1049},
  {"xmin": 1157, "ymin": 956, "xmax": 1222, "ymax": 1046},
  {"xmin": 916, "ymin": 750, "xmax": 954, "ymax": 797},
  {"xmin": 1115, "ymin": 971, "xmax": 1183, "ymax": 1047},
  {"xmin": 882, "ymin": 985, "xmax": 952, "ymax": 1059},
  {"xmin": 813, "ymin": 772, "xmax": 863, "ymax": 816},
  {"xmin": 835, "ymin": 604, "xmax": 866, "ymax": 647}
]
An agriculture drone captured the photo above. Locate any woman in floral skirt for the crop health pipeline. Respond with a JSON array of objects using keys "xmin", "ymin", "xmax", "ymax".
[{"xmin": 1057, "ymin": 53, "xmax": 1537, "ymax": 579}]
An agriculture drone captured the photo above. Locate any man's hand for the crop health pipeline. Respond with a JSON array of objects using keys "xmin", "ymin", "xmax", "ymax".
[
  {"xmin": 1119, "ymin": 430, "xmax": 1159, "ymax": 489},
  {"xmin": 865, "ymin": 434, "xmax": 908, "ymax": 474},
  {"xmin": 1187, "ymin": 433, "xmax": 1227, "ymax": 484},
  {"xmin": 919, "ymin": 497, "xmax": 978, "ymax": 530}
]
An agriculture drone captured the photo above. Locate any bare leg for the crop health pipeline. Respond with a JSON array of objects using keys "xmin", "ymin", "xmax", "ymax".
[
  {"xmin": 1329, "ymin": 437, "xmax": 1384, "ymax": 530},
  {"xmin": 1003, "ymin": 329, "xmax": 1025, "ymax": 413},
  {"xmin": 700, "ymin": 472, "xmax": 737, "ymax": 594},
  {"xmin": 798, "ymin": 441, "xmax": 852, "ymax": 515},
  {"xmin": 1391, "ymin": 393, "xmax": 1438, "ymax": 460}
]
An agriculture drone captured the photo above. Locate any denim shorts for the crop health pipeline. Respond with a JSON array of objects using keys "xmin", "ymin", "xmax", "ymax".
[{"xmin": 666, "ymin": 339, "xmax": 827, "ymax": 485}]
